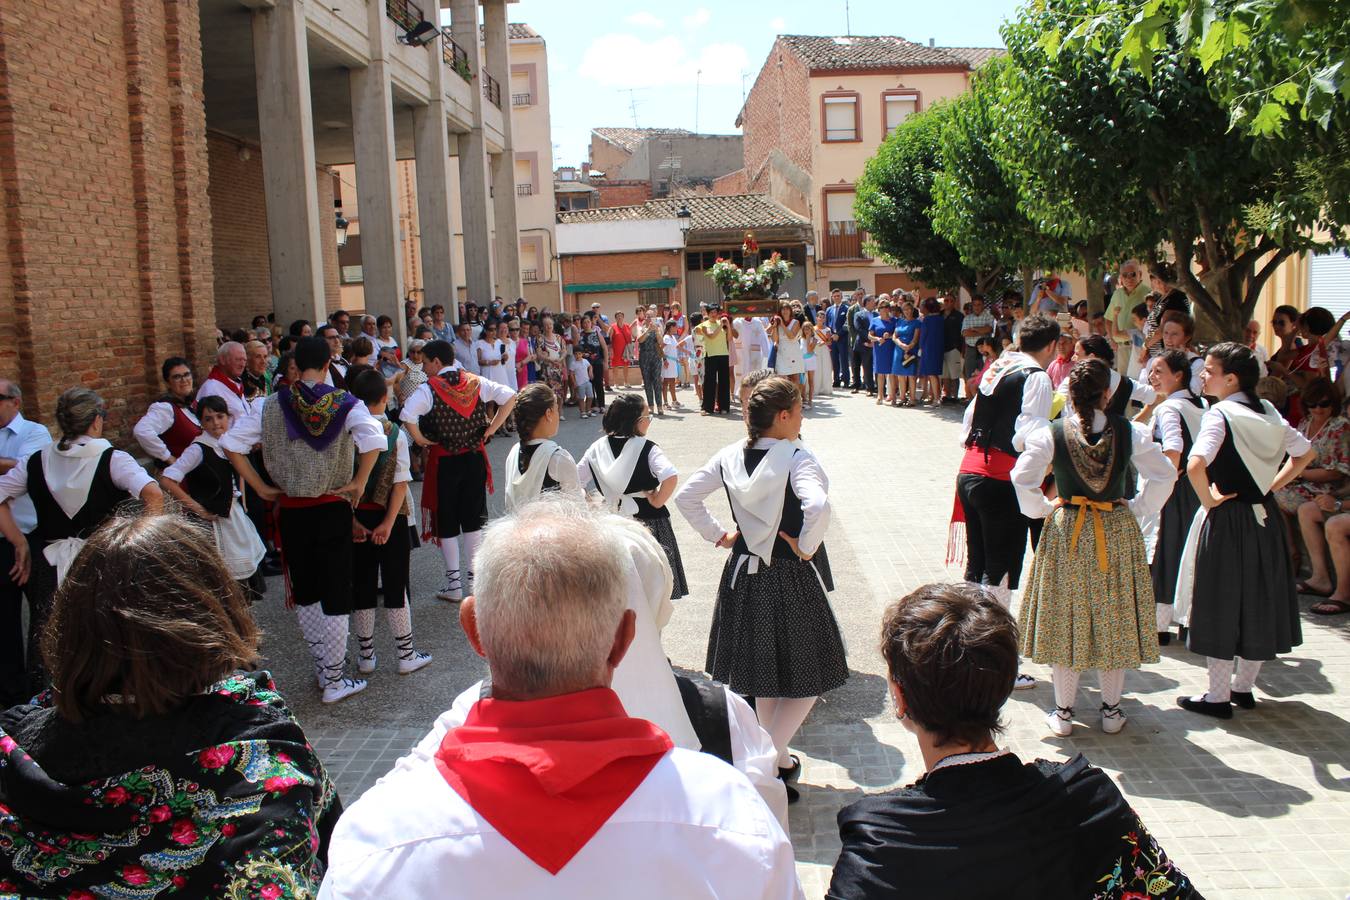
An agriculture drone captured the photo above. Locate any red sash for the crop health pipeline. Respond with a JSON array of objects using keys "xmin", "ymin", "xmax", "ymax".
[
  {"xmin": 435, "ymin": 688, "xmax": 672, "ymax": 875},
  {"xmin": 420, "ymin": 372, "xmax": 493, "ymax": 542}
]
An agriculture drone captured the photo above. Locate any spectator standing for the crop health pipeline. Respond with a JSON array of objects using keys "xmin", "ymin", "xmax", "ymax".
[
  {"xmin": 917, "ymin": 297, "xmax": 945, "ymax": 407},
  {"xmin": 1029, "ymin": 272, "xmax": 1072, "ymax": 317},
  {"xmin": 0, "ymin": 380, "xmax": 50, "ymax": 707},
  {"xmin": 452, "ymin": 322, "xmax": 479, "ymax": 377},
  {"xmin": 634, "ymin": 308, "xmax": 665, "ymax": 416},
  {"xmin": 892, "ymin": 301, "xmax": 921, "ymax": 406},
  {"xmin": 1139, "ymin": 263, "xmax": 1189, "ymax": 364},
  {"xmin": 825, "ymin": 289, "xmax": 851, "ymax": 389},
  {"xmin": 850, "ymin": 295, "xmax": 877, "ymax": 396},
  {"xmin": 133, "ymin": 357, "xmax": 202, "ymax": 467},
  {"xmin": 941, "ymin": 293, "xmax": 965, "ymax": 401},
  {"xmin": 869, "ymin": 300, "xmax": 898, "ymax": 406},
  {"xmin": 430, "ymin": 304, "xmax": 454, "ymax": 343},
  {"xmin": 696, "ymin": 308, "xmax": 733, "ymax": 415},
  {"xmin": 961, "ymin": 295, "xmax": 996, "ymax": 385},
  {"xmin": 1046, "ymin": 334, "xmax": 1077, "ymax": 388},
  {"xmin": 536, "ymin": 316, "xmax": 569, "ymax": 417},
  {"xmin": 1104, "ymin": 261, "xmax": 1148, "ymax": 374},
  {"xmin": 577, "ymin": 313, "xmax": 609, "ymax": 412},
  {"xmin": 610, "ymin": 311, "xmax": 632, "ymax": 387}
]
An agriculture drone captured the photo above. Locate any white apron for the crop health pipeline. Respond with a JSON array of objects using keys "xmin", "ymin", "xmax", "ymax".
[
  {"xmin": 582, "ymin": 436, "xmax": 648, "ymax": 516},
  {"xmin": 504, "ymin": 440, "xmax": 559, "ymax": 511}
]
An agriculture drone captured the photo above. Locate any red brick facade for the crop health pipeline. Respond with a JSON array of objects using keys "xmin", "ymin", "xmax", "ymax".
[
  {"xmin": 560, "ymin": 249, "xmax": 683, "ymax": 314},
  {"xmin": 740, "ymin": 40, "xmax": 813, "ymax": 193},
  {"xmin": 711, "ymin": 169, "xmax": 748, "ymax": 195},
  {"xmin": 594, "ymin": 180, "xmax": 652, "ymax": 208},
  {"xmin": 0, "ymin": 0, "xmax": 217, "ymax": 441}
]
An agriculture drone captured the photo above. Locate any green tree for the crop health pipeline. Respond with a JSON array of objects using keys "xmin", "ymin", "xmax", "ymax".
[
  {"xmin": 854, "ymin": 101, "xmax": 1002, "ymax": 296},
  {"xmin": 930, "ymin": 62, "xmax": 1078, "ymax": 301}
]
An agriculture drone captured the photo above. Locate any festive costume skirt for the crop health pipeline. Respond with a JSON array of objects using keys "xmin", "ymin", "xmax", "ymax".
[
  {"xmin": 1019, "ymin": 504, "xmax": 1159, "ymax": 671},
  {"xmin": 640, "ymin": 515, "xmax": 688, "ymax": 600},
  {"xmin": 705, "ymin": 549, "xmax": 847, "ymax": 699},
  {"xmin": 1185, "ymin": 497, "xmax": 1302, "ymax": 661},
  {"xmin": 1150, "ymin": 477, "xmax": 1200, "ymax": 607},
  {"xmin": 214, "ymin": 501, "xmax": 267, "ymax": 581}
]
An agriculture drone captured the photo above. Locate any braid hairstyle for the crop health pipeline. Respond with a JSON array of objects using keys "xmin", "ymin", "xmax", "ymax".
[
  {"xmin": 744, "ymin": 375, "xmax": 801, "ymax": 450},
  {"xmin": 513, "ymin": 383, "xmax": 557, "ymax": 440},
  {"xmin": 602, "ymin": 393, "xmax": 646, "ymax": 438},
  {"xmin": 55, "ymin": 387, "xmax": 104, "ymax": 451},
  {"xmin": 1068, "ymin": 358, "xmax": 1112, "ymax": 433},
  {"xmin": 1077, "ymin": 334, "xmax": 1115, "ymax": 365}
]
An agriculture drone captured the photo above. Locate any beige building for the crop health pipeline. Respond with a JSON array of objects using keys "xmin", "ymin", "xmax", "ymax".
[
  {"xmin": 736, "ymin": 36, "xmax": 999, "ymax": 296},
  {"xmin": 337, "ymin": 21, "xmax": 559, "ymax": 317}
]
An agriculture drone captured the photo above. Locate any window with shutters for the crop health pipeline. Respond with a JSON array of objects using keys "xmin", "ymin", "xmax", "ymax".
[
  {"xmin": 822, "ymin": 187, "xmax": 866, "ymax": 261},
  {"xmin": 882, "ymin": 90, "xmax": 920, "ymax": 135},
  {"xmin": 821, "ymin": 92, "xmax": 860, "ymax": 142}
]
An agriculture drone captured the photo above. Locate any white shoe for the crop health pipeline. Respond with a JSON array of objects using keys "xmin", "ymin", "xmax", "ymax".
[
  {"xmin": 1046, "ymin": 707, "xmax": 1074, "ymax": 737},
  {"xmin": 436, "ymin": 570, "xmax": 463, "ymax": 602},
  {"xmin": 321, "ymin": 676, "xmax": 368, "ymax": 704},
  {"xmin": 398, "ymin": 650, "xmax": 433, "ymax": 675},
  {"xmin": 1013, "ymin": 673, "xmax": 1036, "ymax": 690},
  {"xmin": 1100, "ymin": 703, "xmax": 1127, "ymax": 734},
  {"xmin": 357, "ymin": 653, "xmax": 377, "ymax": 675},
  {"xmin": 356, "ymin": 635, "xmax": 376, "ymax": 674}
]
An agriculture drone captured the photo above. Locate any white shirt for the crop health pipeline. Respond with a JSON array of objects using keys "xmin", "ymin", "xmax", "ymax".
[
  {"xmin": 578, "ymin": 441, "xmax": 677, "ymax": 493},
  {"xmin": 736, "ymin": 318, "xmax": 769, "ymax": 355},
  {"xmin": 1140, "ymin": 352, "xmax": 1205, "ymax": 397},
  {"xmin": 1057, "ymin": 369, "xmax": 1157, "ymax": 419},
  {"xmin": 317, "ymin": 740, "xmax": 802, "ymax": 900},
  {"xmin": 132, "ymin": 400, "xmax": 201, "ymax": 463},
  {"xmin": 0, "ymin": 412, "xmax": 52, "ymax": 533},
  {"xmin": 162, "ymin": 439, "xmax": 229, "ymax": 487},
  {"xmin": 399, "ymin": 365, "xmax": 517, "ymax": 424},
  {"xmin": 1011, "ymin": 412, "xmax": 1177, "ymax": 520},
  {"xmin": 1152, "ymin": 392, "xmax": 1206, "ymax": 455},
  {"xmin": 569, "ymin": 357, "xmax": 593, "ymax": 384},
  {"xmin": 220, "ymin": 384, "xmax": 388, "ymax": 456},
  {"xmin": 0, "ymin": 436, "xmax": 154, "ymax": 507},
  {"xmin": 452, "ymin": 337, "xmax": 480, "ymax": 376},
  {"xmin": 196, "ymin": 377, "xmax": 253, "ymax": 422},
  {"xmin": 958, "ymin": 354, "xmax": 1054, "ymax": 452},
  {"xmin": 675, "ymin": 437, "xmax": 829, "ymax": 558},
  {"xmin": 1189, "ymin": 401, "xmax": 1310, "ymax": 465},
  {"xmin": 475, "ymin": 338, "xmax": 507, "ymax": 378},
  {"xmin": 515, "ymin": 440, "xmax": 582, "ymax": 497}
]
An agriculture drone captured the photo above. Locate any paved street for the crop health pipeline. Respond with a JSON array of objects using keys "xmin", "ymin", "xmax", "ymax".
[{"xmin": 253, "ymin": 382, "xmax": 1350, "ymax": 899}]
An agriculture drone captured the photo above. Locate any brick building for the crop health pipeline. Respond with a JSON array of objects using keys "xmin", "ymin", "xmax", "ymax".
[{"xmin": 0, "ymin": 0, "xmax": 523, "ymax": 441}]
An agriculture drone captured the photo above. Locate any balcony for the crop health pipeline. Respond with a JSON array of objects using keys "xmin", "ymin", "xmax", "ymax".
[
  {"xmin": 823, "ymin": 220, "xmax": 868, "ymax": 261},
  {"xmin": 483, "ymin": 73, "xmax": 502, "ymax": 108},
  {"xmin": 441, "ymin": 33, "xmax": 472, "ymax": 83},
  {"xmin": 511, "ymin": 92, "xmax": 533, "ymax": 107},
  {"xmin": 385, "ymin": 0, "xmax": 423, "ymax": 32},
  {"xmin": 522, "ymin": 268, "xmax": 539, "ymax": 283},
  {"xmin": 516, "ymin": 183, "xmax": 534, "ymax": 196}
]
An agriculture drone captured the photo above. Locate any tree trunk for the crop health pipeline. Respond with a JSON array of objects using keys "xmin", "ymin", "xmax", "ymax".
[
  {"xmin": 1022, "ymin": 267, "xmax": 1035, "ymax": 304},
  {"xmin": 1078, "ymin": 237, "xmax": 1105, "ymax": 315}
]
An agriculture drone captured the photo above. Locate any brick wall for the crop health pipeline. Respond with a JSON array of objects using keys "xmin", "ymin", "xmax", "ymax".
[
  {"xmin": 595, "ymin": 180, "xmax": 651, "ymax": 208},
  {"xmin": 711, "ymin": 169, "xmax": 747, "ymax": 195},
  {"xmin": 561, "ymin": 249, "xmax": 682, "ymax": 314},
  {"xmin": 0, "ymin": 0, "xmax": 216, "ymax": 444},
  {"xmin": 741, "ymin": 40, "xmax": 812, "ymax": 193}
]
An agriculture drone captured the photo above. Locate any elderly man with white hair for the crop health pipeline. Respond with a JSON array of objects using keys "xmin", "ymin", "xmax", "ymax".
[
  {"xmin": 320, "ymin": 497, "xmax": 802, "ymax": 900},
  {"xmin": 196, "ymin": 340, "xmax": 253, "ymax": 421}
]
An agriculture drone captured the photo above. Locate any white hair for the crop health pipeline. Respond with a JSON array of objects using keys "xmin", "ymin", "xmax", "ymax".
[
  {"xmin": 473, "ymin": 495, "xmax": 630, "ymax": 696},
  {"xmin": 217, "ymin": 341, "xmax": 244, "ymax": 362}
]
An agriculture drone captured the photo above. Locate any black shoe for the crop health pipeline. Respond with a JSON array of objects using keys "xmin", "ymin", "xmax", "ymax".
[
  {"xmin": 1158, "ymin": 631, "xmax": 1171, "ymax": 646},
  {"xmin": 781, "ymin": 778, "xmax": 800, "ymax": 804},
  {"xmin": 1177, "ymin": 696, "xmax": 1233, "ymax": 719},
  {"xmin": 777, "ymin": 754, "xmax": 801, "ymax": 784},
  {"xmin": 1177, "ymin": 625, "xmax": 1188, "ymax": 642},
  {"xmin": 1230, "ymin": 690, "xmax": 1256, "ymax": 710},
  {"xmin": 260, "ymin": 559, "xmax": 283, "ymax": 578}
]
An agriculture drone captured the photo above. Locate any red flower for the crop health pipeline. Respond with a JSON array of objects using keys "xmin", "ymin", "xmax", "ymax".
[
  {"xmin": 103, "ymin": 786, "xmax": 130, "ymax": 806},
  {"xmin": 263, "ymin": 776, "xmax": 299, "ymax": 794},
  {"xmin": 198, "ymin": 745, "xmax": 235, "ymax": 770},
  {"xmin": 0, "ymin": 736, "xmax": 16, "ymax": 754},
  {"xmin": 172, "ymin": 875, "xmax": 188, "ymax": 888},
  {"xmin": 170, "ymin": 819, "xmax": 198, "ymax": 846},
  {"xmin": 122, "ymin": 865, "xmax": 150, "ymax": 886},
  {"xmin": 1121, "ymin": 893, "xmax": 1149, "ymax": 900},
  {"xmin": 276, "ymin": 752, "xmax": 291, "ymax": 764},
  {"xmin": 221, "ymin": 822, "xmax": 237, "ymax": 837},
  {"xmin": 260, "ymin": 884, "xmax": 282, "ymax": 900},
  {"xmin": 67, "ymin": 891, "xmax": 96, "ymax": 900},
  {"xmin": 148, "ymin": 805, "xmax": 172, "ymax": 824}
]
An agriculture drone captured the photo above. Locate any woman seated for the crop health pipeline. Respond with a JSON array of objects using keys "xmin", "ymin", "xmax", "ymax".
[
  {"xmin": 827, "ymin": 582, "xmax": 1197, "ymax": 900},
  {"xmin": 0, "ymin": 514, "xmax": 340, "ymax": 897},
  {"xmin": 1273, "ymin": 377, "xmax": 1350, "ymax": 574}
]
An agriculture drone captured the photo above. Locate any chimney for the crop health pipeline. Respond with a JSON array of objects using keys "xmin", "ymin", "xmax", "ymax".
[
  {"xmin": 928, "ymin": 38, "xmax": 935, "ymax": 47},
  {"xmin": 581, "ymin": 161, "xmax": 590, "ymax": 182}
]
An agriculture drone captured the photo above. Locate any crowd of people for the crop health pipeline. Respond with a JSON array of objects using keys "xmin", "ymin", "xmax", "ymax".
[{"xmin": 4, "ymin": 267, "xmax": 1344, "ymax": 897}]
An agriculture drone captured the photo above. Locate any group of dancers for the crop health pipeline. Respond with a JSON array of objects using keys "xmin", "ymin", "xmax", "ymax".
[{"xmin": 956, "ymin": 314, "xmax": 1315, "ymax": 735}]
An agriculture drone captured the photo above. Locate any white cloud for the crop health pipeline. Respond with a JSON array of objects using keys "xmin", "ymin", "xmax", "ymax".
[
  {"xmin": 769, "ymin": 16, "xmax": 786, "ymax": 33},
  {"xmin": 577, "ymin": 34, "xmax": 748, "ymax": 89},
  {"xmin": 623, "ymin": 11, "xmax": 666, "ymax": 28},
  {"xmin": 682, "ymin": 7, "xmax": 711, "ymax": 28}
]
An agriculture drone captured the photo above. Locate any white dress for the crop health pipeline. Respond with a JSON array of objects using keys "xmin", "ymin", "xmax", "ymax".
[
  {"xmin": 662, "ymin": 335, "xmax": 680, "ymax": 379},
  {"xmin": 773, "ymin": 322, "xmax": 805, "ymax": 376},
  {"xmin": 814, "ymin": 329, "xmax": 834, "ymax": 396}
]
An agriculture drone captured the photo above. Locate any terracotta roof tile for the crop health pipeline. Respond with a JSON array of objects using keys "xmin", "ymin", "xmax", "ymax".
[
  {"xmin": 557, "ymin": 193, "xmax": 809, "ymax": 231},
  {"xmin": 591, "ymin": 127, "xmax": 691, "ymax": 153},
  {"xmin": 941, "ymin": 46, "xmax": 1004, "ymax": 68},
  {"xmin": 779, "ymin": 34, "xmax": 969, "ymax": 70}
]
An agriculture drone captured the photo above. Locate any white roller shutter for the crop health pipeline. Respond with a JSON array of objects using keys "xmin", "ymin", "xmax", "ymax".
[{"xmin": 1312, "ymin": 250, "xmax": 1350, "ymax": 338}]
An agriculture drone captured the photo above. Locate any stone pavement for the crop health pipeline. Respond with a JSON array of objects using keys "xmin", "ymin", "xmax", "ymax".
[{"xmin": 253, "ymin": 381, "xmax": 1350, "ymax": 899}]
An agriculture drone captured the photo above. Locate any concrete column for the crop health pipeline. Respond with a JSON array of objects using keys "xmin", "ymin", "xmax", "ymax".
[
  {"xmin": 450, "ymin": 0, "xmax": 495, "ymax": 304},
  {"xmin": 413, "ymin": 57, "xmax": 458, "ymax": 329},
  {"xmin": 350, "ymin": 0, "xmax": 406, "ymax": 346},
  {"xmin": 251, "ymin": 0, "xmax": 326, "ymax": 327},
  {"xmin": 482, "ymin": 0, "xmax": 521, "ymax": 302}
]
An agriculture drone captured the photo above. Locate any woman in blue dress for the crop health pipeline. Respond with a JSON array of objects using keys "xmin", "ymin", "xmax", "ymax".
[
  {"xmin": 917, "ymin": 297, "xmax": 945, "ymax": 406},
  {"xmin": 892, "ymin": 301, "xmax": 921, "ymax": 406},
  {"xmin": 869, "ymin": 299, "xmax": 898, "ymax": 406}
]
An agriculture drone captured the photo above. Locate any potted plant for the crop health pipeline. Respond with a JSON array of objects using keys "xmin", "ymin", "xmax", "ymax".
[{"xmin": 705, "ymin": 232, "xmax": 793, "ymax": 317}]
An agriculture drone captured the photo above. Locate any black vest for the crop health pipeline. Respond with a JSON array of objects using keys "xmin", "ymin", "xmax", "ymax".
[
  {"xmin": 519, "ymin": 441, "xmax": 560, "ymax": 492},
  {"xmin": 183, "ymin": 441, "xmax": 236, "ymax": 518},
  {"xmin": 27, "ymin": 448, "xmax": 132, "ymax": 545},
  {"xmin": 1208, "ymin": 413, "xmax": 1279, "ymax": 503},
  {"xmin": 1152, "ymin": 394, "xmax": 1205, "ymax": 464},
  {"xmin": 1107, "ymin": 376, "xmax": 1136, "ymax": 416},
  {"xmin": 965, "ymin": 367, "xmax": 1040, "ymax": 457},
  {"xmin": 606, "ymin": 437, "xmax": 666, "ymax": 520},
  {"xmin": 1050, "ymin": 416, "xmax": 1134, "ymax": 502}
]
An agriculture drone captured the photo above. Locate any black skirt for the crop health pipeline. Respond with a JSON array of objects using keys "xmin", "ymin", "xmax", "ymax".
[
  {"xmin": 1151, "ymin": 478, "xmax": 1201, "ymax": 606},
  {"xmin": 640, "ymin": 516, "xmax": 688, "ymax": 599},
  {"xmin": 1187, "ymin": 496, "xmax": 1302, "ymax": 661},
  {"xmin": 705, "ymin": 550, "xmax": 848, "ymax": 698}
]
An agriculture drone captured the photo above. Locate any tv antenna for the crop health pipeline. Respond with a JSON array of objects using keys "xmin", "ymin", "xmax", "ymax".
[
  {"xmin": 845, "ymin": 0, "xmax": 852, "ymax": 36},
  {"xmin": 695, "ymin": 68, "xmax": 702, "ymax": 134},
  {"xmin": 620, "ymin": 88, "xmax": 647, "ymax": 128}
]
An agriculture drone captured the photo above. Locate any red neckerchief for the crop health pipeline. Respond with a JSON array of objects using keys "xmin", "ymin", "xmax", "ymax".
[
  {"xmin": 420, "ymin": 370, "xmax": 492, "ymax": 542},
  {"xmin": 207, "ymin": 366, "xmax": 244, "ymax": 399},
  {"xmin": 435, "ymin": 688, "xmax": 672, "ymax": 875}
]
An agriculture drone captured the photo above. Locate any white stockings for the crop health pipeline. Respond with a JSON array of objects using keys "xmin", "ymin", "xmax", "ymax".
[
  {"xmin": 755, "ymin": 696, "xmax": 817, "ymax": 769},
  {"xmin": 1204, "ymin": 656, "xmax": 1263, "ymax": 701},
  {"xmin": 295, "ymin": 603, "xmax": 351, "ymax": 686},
  {"xmin": 1051, "ymin": 665, "xmax": 1126, "ymax": 707}
]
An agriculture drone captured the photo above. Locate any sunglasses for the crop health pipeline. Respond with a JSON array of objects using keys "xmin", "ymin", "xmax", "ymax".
[
  {"xmin": 1309, "ymin": 400, "xmax": 1335, "ymax": 409},
  {"xmin": 1120, "ymin": 271, "xmax": 1140, "ymax": 278}
]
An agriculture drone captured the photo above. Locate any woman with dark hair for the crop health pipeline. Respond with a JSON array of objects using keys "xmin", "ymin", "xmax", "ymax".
[
  {"xmin": 868, "ymin": 299, "xmax": 898, "ymax": 406},
  {"xmin": 133, "ymin": 356, "xmax": 202, "ymax": 467},
  {"xmin": 0, "ymin": 514, "xmax": 340, "ymax": 897},
  {"xmin": 633, "ymin": 307, "xmax": 665, "ymax": 416},
  {"xmin": 827, "ymin": 583, "xmax": 1196, "ymax": 899},
  {"xmin": 580, "ymin": 393, "xmax": 687, "ymax": 598},
  {"xmin": 1060, "ymin": 333, "xmax": 1156, "ymax": 419},
  {"xmin": 374, "ymin": 314, "xmax": 400, "ymax": 359},
  {"xmin": 503, "ymin": 383, "xmax": 581, "ymax": 510},
  {"xmin": 676, "ymin": 376, "xmax": 847, "ymax": 801},
  {"xmin": 917, "ymin": 297, "xmax": 944, "ymax": 406},
  {"xmin": 1175, "ymin": 342, "xmax": 1316, "ymax": 718},
  {"xmin": 1012, "ymin": 359, "xmax": 1176, "ymax": 736},
  {"xmin": 1138, "ymin": 262, "xmax": 1189, "ymax": 365},
  {"xmin": 1272, "ymin": 376, "xmax": 1350, "ymax": 574},
  {"xmin": 289, "ymin": 318, "xmax": 313, "ymax": 337},
  {"xmin": 892, "ymin": 301, "xmax": 921, "ymax": 406},
  {"xmin": 1147, "ymin": 348, "xmax": 1209, "ymax": 644}
]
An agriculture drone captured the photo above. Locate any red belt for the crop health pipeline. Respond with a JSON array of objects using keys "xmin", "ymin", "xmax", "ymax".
[
  {"xmin": 421, "ymin": 442, "xmax": 492, "ymax": 543},
  {"xmin": 278, "ymin": 493, "xmax": 345, "ymax": 508},
  {"xmin": 356, "ymin": 501, "xmax": 384, "ymax": 512}
]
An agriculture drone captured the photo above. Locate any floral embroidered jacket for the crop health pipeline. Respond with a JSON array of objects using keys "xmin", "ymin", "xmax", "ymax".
[
  {"xmin": 0, "ymin": 671, "xmax": 340, "ymax": 899},
  {"xmin": 826, "ymin": 753, "xmax": 1198, "ymax": 900}
]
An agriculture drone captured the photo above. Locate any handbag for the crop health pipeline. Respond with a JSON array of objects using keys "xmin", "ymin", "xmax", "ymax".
[{"xmin": 902, "ymin": 351, "xmax": 918, "ymax": 369}]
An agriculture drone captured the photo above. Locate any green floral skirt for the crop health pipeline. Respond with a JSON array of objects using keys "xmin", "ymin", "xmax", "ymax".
[{"xmin": 1019, "ymin": 503, "xmax": 1160, "ymax": 671}]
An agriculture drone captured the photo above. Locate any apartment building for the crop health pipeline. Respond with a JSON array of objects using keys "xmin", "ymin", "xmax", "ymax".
[{"xmin": 736, "ymin": 35, "xmax": 999, "ymax": 296}]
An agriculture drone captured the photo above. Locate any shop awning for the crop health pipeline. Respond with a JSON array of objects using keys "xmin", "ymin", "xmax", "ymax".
[{"xmin": 563, "ymin": 278, "xmax": 679, "ymax": 294}]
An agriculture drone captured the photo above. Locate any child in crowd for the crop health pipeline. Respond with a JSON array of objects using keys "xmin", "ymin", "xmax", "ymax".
[
  {"xmin": 569, "ymin": 348, "xmax": 595, "ymax": 419},
  {"xmin": 1127, "ymin": 303, "xmax": 1148, "ymax": 379},
  {"xmin": 580, "ymin": 393, "xmax": 688, "ymax": 599},
  {"xmin": 801, "ymin": 322, "xmax": 817, "ymax": 409},
  {"xmin": 160, "ymin": 395, "xmax": 266, "ymax": 600},
  {"xmin": 347, "ymin": 368, "xmax": 431, "ymax": 677},
  {"xmin": 504, "ymin": 383, "xmax": 581, "ymax": 510},
  {"xmin": 662, "ymin": 321, "xmax": 682, "ymax": 410}
]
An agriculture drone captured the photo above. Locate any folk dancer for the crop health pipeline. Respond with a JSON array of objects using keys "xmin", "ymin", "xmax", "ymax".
[
  {"xmin": 503, "ymin": 383, "xmax": 582, "ymax": 510},
  {"xmin": 133, "ymin": 356, "xmax": 202, "ymax": 467}
]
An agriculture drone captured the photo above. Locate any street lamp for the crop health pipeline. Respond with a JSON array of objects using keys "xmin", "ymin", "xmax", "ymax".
[
  {"xmin": 335, "ymin": 204, "xmax": 349, "ymax": 250},
  {"xmin": 676, "ymin": 203, "xmax": 692, "ymax": 237}
]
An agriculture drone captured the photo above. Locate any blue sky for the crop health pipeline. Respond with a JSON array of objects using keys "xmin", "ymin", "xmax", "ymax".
[{"xmin": 497, "ymin": 0, "xmax": 1022, "ymax": 168}]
